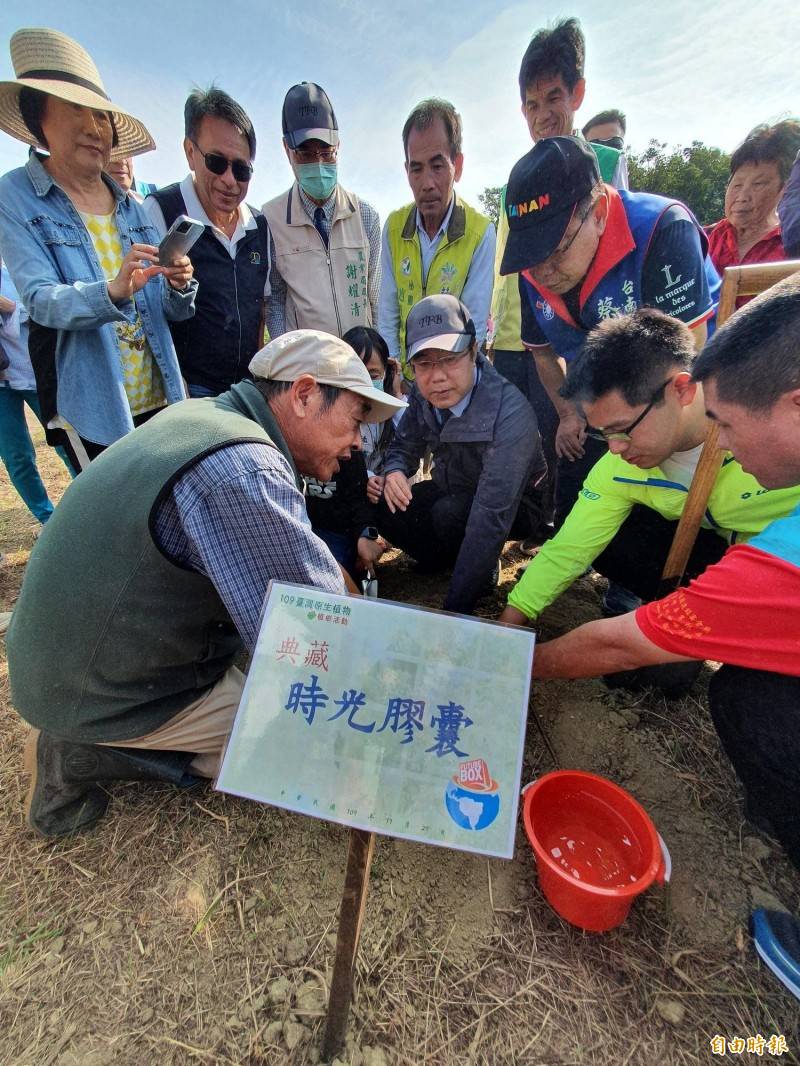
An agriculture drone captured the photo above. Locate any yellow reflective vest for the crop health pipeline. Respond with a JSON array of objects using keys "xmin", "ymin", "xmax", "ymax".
[{"xmin": 385, "ymin": 197, "xmax": 491, "ymax": 376}]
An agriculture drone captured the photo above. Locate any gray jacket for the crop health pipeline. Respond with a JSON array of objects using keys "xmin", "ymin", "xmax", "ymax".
[{"xmin": 384, "ymin": 353, "xmax": 545, "ymax": 612}]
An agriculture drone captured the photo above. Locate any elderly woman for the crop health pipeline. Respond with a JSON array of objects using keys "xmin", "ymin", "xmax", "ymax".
[
  {"xmin": 0, "ymin": 28, "xmax": 195, "ymax": 467},
  {"xmin": 708, "ymin": 120, "xmax": 800, "ymax": 296}
]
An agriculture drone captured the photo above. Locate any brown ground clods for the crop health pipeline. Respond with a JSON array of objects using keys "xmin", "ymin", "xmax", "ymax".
[{"xmin": 0, "ymin": 415, "xmax": 799, "ymax": 1065}]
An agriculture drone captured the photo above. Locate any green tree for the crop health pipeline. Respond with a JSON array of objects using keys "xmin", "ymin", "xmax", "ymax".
[
  {"xmin": 626, "ymin": 139, "xmax": 730, "ymax": 226},
  {"xmin": 479, "ymin": 185, "xmax": 502, "ymax": 227}
]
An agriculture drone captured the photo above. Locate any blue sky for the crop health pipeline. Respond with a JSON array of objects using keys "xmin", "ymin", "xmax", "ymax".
[{"xmin": 0, "ymin": 0, "xmax": 798, "ymax": 222}]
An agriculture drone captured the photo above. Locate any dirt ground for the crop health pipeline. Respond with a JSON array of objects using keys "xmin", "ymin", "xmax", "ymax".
[{"xmin": 1, "ymin": 417, "xmax": 799, "ymax": 1066}]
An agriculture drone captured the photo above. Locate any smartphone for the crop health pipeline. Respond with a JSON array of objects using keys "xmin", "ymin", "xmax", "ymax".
[{"xmin": 158, "ymin": 215, "xmax": 204, "ymax": 266}]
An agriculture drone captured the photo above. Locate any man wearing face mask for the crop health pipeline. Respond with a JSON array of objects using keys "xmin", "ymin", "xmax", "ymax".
[{"xmin": 264, "ymin": 83, "xmax": 381, "ymax": 340}]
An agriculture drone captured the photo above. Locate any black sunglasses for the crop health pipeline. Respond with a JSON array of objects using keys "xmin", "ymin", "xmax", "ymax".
[
  {"xmin": 590, "ymin": 136, "xmax": 625, "ymax": 151},
  {"xmin": 191, "ymin": 141, "xmax": 253, "ymax": 183}
]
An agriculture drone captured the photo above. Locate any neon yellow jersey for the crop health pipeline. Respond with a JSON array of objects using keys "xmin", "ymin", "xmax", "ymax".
[
  {"xmin": 507, "ymin": 448, "xmax": 800, "ymax": 620},
  {"xmin": 81, "ymin": 212, "xmax": 166, "ymax": 416}
]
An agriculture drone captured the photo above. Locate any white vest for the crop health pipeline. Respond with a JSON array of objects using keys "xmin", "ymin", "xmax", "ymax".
[{"xmin": 263, "ymin": 183, "xmax": 371, "ymax": 337}]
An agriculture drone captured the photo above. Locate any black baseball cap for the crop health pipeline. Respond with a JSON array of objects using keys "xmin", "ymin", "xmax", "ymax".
[
  {"xmin": 282, "ymin": 82, "xmax": 339, "ymax": 149},
  {"xmin": 500, "ymin": 136, "xmax": 600, "ymax": 275}
]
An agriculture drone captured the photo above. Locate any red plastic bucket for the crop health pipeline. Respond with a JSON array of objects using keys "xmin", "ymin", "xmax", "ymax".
[{"xmin": 522, "ymin": 770, "xmax": 667, "ymax": 932}]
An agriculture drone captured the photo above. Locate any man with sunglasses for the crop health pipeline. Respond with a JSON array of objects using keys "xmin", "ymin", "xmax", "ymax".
[
  {"xmin": 144, "ymin": 87, "xmax": 270, "ymax": 397},
  {"xmin": 582, "ymin": 109, "xmax": 626, "ymax": 152},
  {"xmin": 499, "ymin": 308, "xmax": 800, "ymax": 629},
  {"xmin": 264, "ymin": 82, "xmax": 380, "ymax": 340},
  {"xmin": 376, "ymin": 294, "xmax": 545, "ymax": 615},
  {"xmin": 501, "ymin": 136, "xmax": 721, "ymax": 534}
]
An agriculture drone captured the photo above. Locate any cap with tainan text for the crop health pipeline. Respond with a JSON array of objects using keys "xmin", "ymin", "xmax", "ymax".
[{"xmin": 500, "ymin": 136, "xmax": 600, "ymax": 275}]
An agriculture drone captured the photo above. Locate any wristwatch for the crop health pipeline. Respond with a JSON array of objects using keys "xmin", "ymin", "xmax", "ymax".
[{"xmin": 360, "ymin": 526, "xmax": 380, "ymax": 540}]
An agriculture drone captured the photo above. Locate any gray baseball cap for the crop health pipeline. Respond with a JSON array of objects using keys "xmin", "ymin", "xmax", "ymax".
[
  {"xmin": 282, "ymin": 82, "xmax": 339, "ymax": 149},
  {"xmin": 406, "ymin": 294, "xmax": 476, "ymax": 360}
]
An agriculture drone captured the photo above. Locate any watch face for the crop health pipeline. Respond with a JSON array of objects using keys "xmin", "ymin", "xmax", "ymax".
[{"xmin": 364, "ymin": 526, "xmax": 379, "ymax": 540}]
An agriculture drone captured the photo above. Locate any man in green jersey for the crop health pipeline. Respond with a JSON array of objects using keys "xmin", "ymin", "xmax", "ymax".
[{"xmin": 499, "ymin": 308, "xmax": 800, "ymax": 627}]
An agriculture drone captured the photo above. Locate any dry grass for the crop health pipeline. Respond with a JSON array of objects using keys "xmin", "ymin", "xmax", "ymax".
[{"xmin": 1, "ymin": 414, "xmax": 799, "ymax": 1065}]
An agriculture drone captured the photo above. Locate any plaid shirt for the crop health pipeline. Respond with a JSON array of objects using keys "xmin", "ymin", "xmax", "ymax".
[
  {"xmin": 267, "ymin": 184, "xmax": 381, "ymax": 337},
  {"xmin": 153, "ymin": 442, "xmax": 345, "ymax": 651}
]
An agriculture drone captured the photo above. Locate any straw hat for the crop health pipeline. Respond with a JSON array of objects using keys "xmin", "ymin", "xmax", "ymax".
[{"xmin": 0, "ymin": 27, "xmax": 154, "ymax": 159}]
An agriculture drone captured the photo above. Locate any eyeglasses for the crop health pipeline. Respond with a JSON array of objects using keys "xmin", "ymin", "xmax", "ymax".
[
  {"xmin": 411, "ymin": 350, "xmax": 471, "ymax": 376},
  {"xmin": 293, "ymin": 145, "xmax": 338, "ymax": 164},
  {"xmin": 547, "ymin": 199, "xmax": 596, "ymax": 263},
  {"xmin": 585, "ymin": 378, "xmax": 673, "ymax": 442},
  {"xmin": 191, "ymin": 141, "xmax": 253, "ymax": 183}
]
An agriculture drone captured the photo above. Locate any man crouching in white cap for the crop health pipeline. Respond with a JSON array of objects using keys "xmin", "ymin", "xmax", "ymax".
[{"xmin": 8, "ymin": 331, "xmax": 406, "ymax": 839}]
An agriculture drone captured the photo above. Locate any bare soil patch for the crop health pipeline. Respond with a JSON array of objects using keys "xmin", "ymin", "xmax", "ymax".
[{"xmin": 1, "ymin": 417, "xmax": 798, "ymax": 1065}]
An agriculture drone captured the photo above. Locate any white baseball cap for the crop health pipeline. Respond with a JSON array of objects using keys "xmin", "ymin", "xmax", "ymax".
[{"xmin": 249, "ymin": 329, "xmax": 406, "ymax": 424}]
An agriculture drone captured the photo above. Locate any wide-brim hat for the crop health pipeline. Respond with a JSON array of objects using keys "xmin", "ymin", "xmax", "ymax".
[{"xmin": 0, "ymin": 27, "xmax": 154, "ymax": 160}]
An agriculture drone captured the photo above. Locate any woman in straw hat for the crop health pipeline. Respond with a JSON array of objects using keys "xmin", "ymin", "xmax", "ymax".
[{"xmin": 0, "ymin": 27, "xmax": 196, "ymax": 467}]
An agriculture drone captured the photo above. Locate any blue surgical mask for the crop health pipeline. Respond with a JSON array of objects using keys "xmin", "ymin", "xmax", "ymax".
[
  {"xmin": 372, "ymin": 378, "xmax": 385, "ymax": 392},
  {"xmin": 297, "ymin": 162, "xmax": 338, "ymax": 201}
]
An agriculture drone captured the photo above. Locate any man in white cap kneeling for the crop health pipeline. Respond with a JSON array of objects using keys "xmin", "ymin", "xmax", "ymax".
[{"xmin": 8, "ymin": 331, "xmax": 406, "ymax": 838}]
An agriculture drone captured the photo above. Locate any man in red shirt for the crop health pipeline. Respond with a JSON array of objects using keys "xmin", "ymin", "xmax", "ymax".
[{"xmin": 527, "ymin": 274, "xmax": 800, "ymax": 999}]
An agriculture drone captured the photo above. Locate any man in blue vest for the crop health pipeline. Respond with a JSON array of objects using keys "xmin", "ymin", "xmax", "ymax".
[
  {"xmin": 143, "ymin": 87, "xmax": 270, "ymax": 397},
  {"xmin": 491, "ymin": 17, "xmax": 629, "ymax": 549},
  {"xmin": 500, "ymin": 136, "xmax": 720, "ymax": 537}
]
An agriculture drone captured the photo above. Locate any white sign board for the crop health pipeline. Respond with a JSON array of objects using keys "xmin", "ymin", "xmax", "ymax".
[{"xmin": 216, "ymin": 583, "xmax": 535, "ymax": 858}]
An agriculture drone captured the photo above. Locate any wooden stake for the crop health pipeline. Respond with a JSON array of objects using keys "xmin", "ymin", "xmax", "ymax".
[
  {"xmin": 322, "ymin": 828, "xmax": 376, "ymax": 1061},
  {"xmin": 659, "ymin": 261, "xmax": 800, "ymax": 594},
  {"xmin": 657, "ymin": 423, "xmax": 723, "ymax": 595}
]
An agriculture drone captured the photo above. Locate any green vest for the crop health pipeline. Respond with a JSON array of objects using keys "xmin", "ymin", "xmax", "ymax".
[
  {"xmin": 386, "ymin": 196, "xmax": 491, "ymax": 377},
  {"xmin": 7, "ymin": 382, "xmax": 300, "ymax": 743}
]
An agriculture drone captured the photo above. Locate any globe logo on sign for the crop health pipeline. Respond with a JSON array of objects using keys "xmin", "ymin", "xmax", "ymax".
[{"xmin": 445, "ymin": 758, "xmax": 500, "ymax": 831}]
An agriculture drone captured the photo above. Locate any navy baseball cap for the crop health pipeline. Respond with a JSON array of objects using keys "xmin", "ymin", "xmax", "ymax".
[
  {"xmin": 500, "ymin": 136, "xmax": 600, "ymax": 275},
  {"xmin": 282, "ymin": 82, "xmax": 339, "ymax": 149}
]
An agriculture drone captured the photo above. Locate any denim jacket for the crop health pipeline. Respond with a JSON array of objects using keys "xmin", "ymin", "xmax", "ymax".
[{"xmin": 0, "ymin": 152, "xmax": 197, "ymax": 445}]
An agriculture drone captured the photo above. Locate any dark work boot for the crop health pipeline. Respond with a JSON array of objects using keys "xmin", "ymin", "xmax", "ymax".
[{"xmin": 24, "ymin": 729, "xmax": 202, "ymax": 839}]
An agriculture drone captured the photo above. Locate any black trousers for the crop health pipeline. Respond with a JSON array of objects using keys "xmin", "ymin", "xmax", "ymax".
[
  {"xmin": 493, "ymin": 349, "xmax": 557, "ymax": 530},
  {"xmin": 376, "ymin": 481, "xmax": 472, "ymax": 572},
  {"xmin": 555, "ymin": 436, "xmax": 608, "ymax": 528},
  {"xmin": 376, "ymin": 479, "xmax": 535, "ymax": 571},
  {"xmin": 61, "ymin": 408, "xmax": 162, "ymax": 472},
  {"xmin": 592, "ymin": 505, "xmax": 727, "ymax": 601},
  {"xmin": 709, "ymin": 665, "xmax": 800, "ymax": 871}
]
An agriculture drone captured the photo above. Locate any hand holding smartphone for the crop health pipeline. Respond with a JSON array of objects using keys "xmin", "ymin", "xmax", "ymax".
[{"xmin": 158, "ymin": 215, "xmax": 204, "ymax": 266}]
